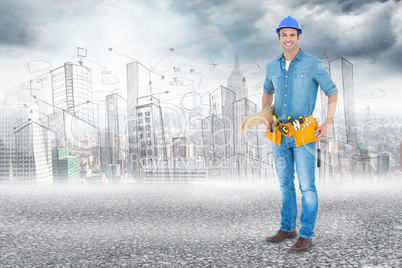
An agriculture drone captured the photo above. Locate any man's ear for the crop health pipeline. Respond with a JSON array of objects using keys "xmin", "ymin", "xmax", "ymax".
[{"xmin": 298, "ymin": 34, "xmax": 301, "ymax": 41}]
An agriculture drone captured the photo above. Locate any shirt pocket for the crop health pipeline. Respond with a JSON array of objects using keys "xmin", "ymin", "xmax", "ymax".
[
  {"xmin": 293, "ymin": 71, "xmax": 311, "ymax": 89},
  {"xmin": 269, "ymin": 75, "xmax": 280, "ymax": 91}
]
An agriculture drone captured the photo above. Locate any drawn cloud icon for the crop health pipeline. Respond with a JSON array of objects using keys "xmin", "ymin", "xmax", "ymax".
[
  {"xmin": 101, "ymin": 77, "xmax": 120, "ymax": 85},
  {"xmin": 356, "ymin": 88, "xmax": 385, "ymax": 99},
  {"xmin": 169, "ymin": 78, "xmax": 194, "ymax": 87},
  {"xmin": 229, "ymin": 62, "xmax": 261, "ymax": 74},
  {"xmin": 24, "ymin": 60, "xmax": 52, "ymax": 73},
  {"xmin": 20, "ymin": 79, "xmax": 45, "ymax": 90}
]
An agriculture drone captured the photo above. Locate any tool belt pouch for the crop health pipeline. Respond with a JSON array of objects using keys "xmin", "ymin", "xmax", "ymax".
[
  {"xmin": 265, "ymin": 115, "xmax": 321, "ymax": 147},
  {"xmin": 293, "ymin": 116, "xmax": 321, "ymax": 147},
  {"xmin": 265, "ymin": 123, "xmax": 281, "ymax": 146}
]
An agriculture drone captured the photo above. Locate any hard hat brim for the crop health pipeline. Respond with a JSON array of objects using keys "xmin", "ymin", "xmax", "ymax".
[{"xmin": 276, "ymin": 27, "xmax": 303, "ymax": 35}]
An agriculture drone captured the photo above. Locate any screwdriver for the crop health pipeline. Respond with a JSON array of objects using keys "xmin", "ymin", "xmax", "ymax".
[
  {"xmin": 273, "ymin": 115, "xmax": 279, "ymax": 127},
  {"xmin": 269, "ymin": 115, "xmax": 277, "ymax": 132}
]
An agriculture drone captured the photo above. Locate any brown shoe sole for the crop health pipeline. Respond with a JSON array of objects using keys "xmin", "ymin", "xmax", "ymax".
[
  {"xmin": 289, "ymin": 241, "xmax": 314, "ymax": 252},
  {"xmin": 266, "ymin": 234, "xmax": 298, "ymax": 243}
]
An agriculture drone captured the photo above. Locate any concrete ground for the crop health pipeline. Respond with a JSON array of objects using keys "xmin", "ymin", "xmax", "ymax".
[{"xmin": 1, "ymin": 179, "xmax": 401, "ymax": 267}]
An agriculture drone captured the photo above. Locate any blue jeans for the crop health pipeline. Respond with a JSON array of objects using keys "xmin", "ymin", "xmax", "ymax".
[{"xmin": 272, "ymin": 135, "xmax": 318, "ymax": 239}]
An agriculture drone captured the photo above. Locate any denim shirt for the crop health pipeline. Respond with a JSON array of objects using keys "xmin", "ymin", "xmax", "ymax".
[{"xmin": 263, "ymin": 49, "xmax": 338, "ymax": 123}]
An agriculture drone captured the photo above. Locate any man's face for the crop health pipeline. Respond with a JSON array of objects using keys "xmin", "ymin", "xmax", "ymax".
[{"xmin": 278, "ymin": 28, "xmax": 300, "ymax": 53}]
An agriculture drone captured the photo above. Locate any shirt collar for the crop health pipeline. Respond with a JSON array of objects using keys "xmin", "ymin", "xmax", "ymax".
[{"xmin": 277, "ymin": 48, "xmax": 305, "ymax": 61}]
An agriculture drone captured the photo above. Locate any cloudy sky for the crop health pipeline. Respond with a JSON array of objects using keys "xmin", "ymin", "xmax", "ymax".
[{"xmin": 0, "ymin": 0, "xmax": 401, "ymax": 116}]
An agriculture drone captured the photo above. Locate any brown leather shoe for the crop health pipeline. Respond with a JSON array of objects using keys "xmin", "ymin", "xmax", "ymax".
[
  {"xmin": 289, "ymin": 237, "xmax": 313, "ymax": 252},
  {"xmin": 266, "ymin": 230, "xmax": 297, "ymax": 243}
]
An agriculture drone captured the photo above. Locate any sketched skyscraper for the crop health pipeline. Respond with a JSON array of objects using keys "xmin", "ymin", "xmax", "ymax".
[
  {"xmin": 126, "ymin": 61, "xmax": 140, "ymax": 174},
  {"xmin": 227, "ymin": 51, "xmax": 261, "ymax": 180},
  {"xmin": 208, "ymin": 50, "xmax": 261, "ymax": 181},
  {"xmin": 324, "ymin": 58, "xmax": 358, "ymax": 145},
  {"xmin": 14, "ymin": 110, "xmax": 54, "ymax": 185},
  {"xmin": 227, "ymin": 49, "xmax": 247, "ymax": 100},
  {"xmin": 0, "ymin": 105, "xmax": 29, "ymax": 180},
  {"xmin": 319, "ymin": 57, "xmax": 358, "ymax": 180},
  {"xmin": 202, "ymin": 114, "xmax": 226, "ymax": 177},
  {"xmin": 332, "ymin": 58, "xmax": 358, "ymax": 147},
  {"xmin": 103, "ymin": 93, "xmax": 122, "ymax": 179},
  {"xmin": 136, "ymin": 103, "xmax": 167, "ymax": 176},
  {"xmin": 50, "ymin": 62, "xmax": 94, "ymax": 125},
  {"xmin": 48, "ymin": 62, "xmax": 94, "ymax": 184},
  {"xmin": 106, "ymin": 93, "xmax": 120, "ymax": 166},
  {"xmin": 209, "ymin": 86, "xmax": 236, "ymax": 159},
  {"xmin": 206, "ymin": 51, "xmax": 260, "ymax": 181},
  {"xmin": 232, "ymin": 98, "xmax": 260, "ymax": 181}
]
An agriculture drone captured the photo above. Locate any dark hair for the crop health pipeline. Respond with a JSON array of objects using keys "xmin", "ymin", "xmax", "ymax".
[{"xmin": 277, "ymin": 28, "xmax": 300, "ymax": 38}]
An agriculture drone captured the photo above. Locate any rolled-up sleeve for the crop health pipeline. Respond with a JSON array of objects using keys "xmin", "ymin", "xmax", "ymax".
[
  {"xmin": 263, "ymin": 67, "xmax": 275, "ymax": 94},
  {"xmin": 313, "ymin": 59, "xmax": 338, "ymax": 96}
]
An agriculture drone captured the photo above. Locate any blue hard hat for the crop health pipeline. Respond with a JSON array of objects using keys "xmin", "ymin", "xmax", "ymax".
[{"xmin": 276, "ymin": 16, "xmax": 302, "ymax": 34}]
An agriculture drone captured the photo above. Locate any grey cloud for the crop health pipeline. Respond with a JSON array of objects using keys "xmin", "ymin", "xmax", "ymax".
[
  {"xmin": 169, "ymin": 0, "xmax": 267, "ymax": 56},
  {"xmin": 0, "ymin": 1, "xmax": 30, "ymax": 45},
  {"xmin": 299, "ymin": 2, "xmax": 398, "ymax": 62},
  {"xmin": 0, "ymin": 2, "xmax": 48, "ymax": 46},
  {"xmin": 355, "ymin": 56, "xmax": 377, "ymax": 64},
  {"xmin": 209, "ymin": 2, "xmax": 267, "ymax": 41},
  {"xmin": 0, "ymin": 0, "xmax": 85, "ymax": 46},
  {"xmin": 336, "ymin": 0, "xmax": 389, "ymax": 14},
  {"xmin": 287, "ymin": 0, "xmax": 395, "ymax": 14},
  {"xmin": 22, "ymin": 25, "xmax": 55, "ymax": 46},
  {"xmin": 204, "ymin": 0, "xmax": 402, "ymax": 75},
  {"xmin": 380, "ymin": 42, "xmax": 402, "ymax": 74}
]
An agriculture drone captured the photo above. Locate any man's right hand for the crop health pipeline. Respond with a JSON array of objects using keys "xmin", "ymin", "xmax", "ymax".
[{"xmin": 264, "ymin": 115, "xmax": 274, "ymax": 125}]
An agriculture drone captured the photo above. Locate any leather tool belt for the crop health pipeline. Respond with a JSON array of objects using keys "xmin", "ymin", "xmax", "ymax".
[{"xmin": 265, "ymin": 115, "xmax": 321, "ymax": 147}]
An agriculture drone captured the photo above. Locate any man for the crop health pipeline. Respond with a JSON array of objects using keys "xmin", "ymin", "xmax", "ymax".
[{"xmin": 263, "ymin": 16, "xmax": 338, "ymax": 252}]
